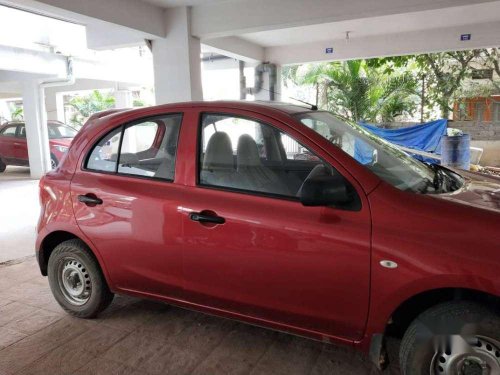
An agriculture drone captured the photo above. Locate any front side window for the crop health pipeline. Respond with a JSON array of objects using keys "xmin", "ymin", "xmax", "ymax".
[
  {"xmin": 0, "ymin": 126, "xmax": 17, "ymax": 137},
  {"xmin": 86, "ymin": 114, "xmax": 182, "ymax": 180},
  {"xmin": 199, "ymin": 113, "xmax": 339, "ymax": 199}
]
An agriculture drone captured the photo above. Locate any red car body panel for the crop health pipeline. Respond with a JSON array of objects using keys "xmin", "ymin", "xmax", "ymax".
[{"xmin": 36, "ymin": 101, "xmax": 500, "ymax": 355}]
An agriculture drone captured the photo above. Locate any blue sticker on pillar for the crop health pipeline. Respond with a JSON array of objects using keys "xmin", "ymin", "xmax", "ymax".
[
  {"xmin": 325, "ymin": 47, "xmax": 334, "ymax": 54},
  {"xmin": 460, "ymin": 34, "xmax": 471, "ymax": 41}
]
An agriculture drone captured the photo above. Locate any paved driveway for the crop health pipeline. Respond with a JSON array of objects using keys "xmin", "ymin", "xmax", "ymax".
[
  {"xmin": 0, "ymin": 258, "xmax": 402, "ymax": 375},
  {"xmin": 0, "ymin": 167, "xmax": 39, "ymax": 263}
]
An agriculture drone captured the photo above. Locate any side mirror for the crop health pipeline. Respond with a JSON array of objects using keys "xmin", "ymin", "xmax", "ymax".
[{"xmin": 299, "ymin": 174, "xmax": 359, "ymax": 209}]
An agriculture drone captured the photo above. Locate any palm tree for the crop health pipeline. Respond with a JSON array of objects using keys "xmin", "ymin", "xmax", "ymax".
[{"xmin": 284, "ymin": 60, "xmax": 419, "ymax": 123}]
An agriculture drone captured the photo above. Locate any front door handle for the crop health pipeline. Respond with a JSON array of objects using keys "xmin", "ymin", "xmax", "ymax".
[
  {"xmin": 78, "ymin": 194, "xmax": 103, "ymax": 206},
  {"xmin": 190, "ymin": 212, "xmax": 225, "ymax": 225}
]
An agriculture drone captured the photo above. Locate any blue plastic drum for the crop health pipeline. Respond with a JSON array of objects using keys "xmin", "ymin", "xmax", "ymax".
[{"xmin": 441, "ymin": 134, "xmax": 471, "ymax": 170}]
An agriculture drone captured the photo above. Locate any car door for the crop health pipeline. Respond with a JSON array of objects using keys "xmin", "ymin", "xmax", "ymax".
[
  {"xmin": 70, "ymin": 113, "xmax": 186, "ymax": 298},
  {"xmin": 0, "ymin": 125, "xmax": 19, "ymax": 163},
  {"xmin": 179, "ymin": 110, "xmax": 371, "ymax": 341},
  {"xmin": 14, "ymin": 125, "xmax": 29, "ymax": 163}
]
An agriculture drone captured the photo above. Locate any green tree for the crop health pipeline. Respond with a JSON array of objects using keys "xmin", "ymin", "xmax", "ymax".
[
  {"xmin": 367, "ymin": 51, "xmax": 481, "ymax": 119},
  {"xmin": 10, "ymin": 106, "xmax": 23, "ymax": 121},
  {"xmin": 481, "ymin": 48, "xmax": 500, "ymax": 91},
  {"xmin": 285, "ymin": 60, "xmax": 419, "ymax": 122},
  {"xmin": 69, "ymin": 90, "xmax": 115, "ymax": 127}
]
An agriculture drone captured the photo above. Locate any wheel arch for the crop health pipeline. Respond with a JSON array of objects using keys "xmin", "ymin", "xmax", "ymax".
[
  {"xmin": 38, "ymin": 230, "xmax": 106, "ymax": 281},
  {"xmin": 368, "ymin": 287, "xmax": 500, "ymax": 369},
  {"xmin": 386, "ymin": 287, "xmax": 500, "ymax": 338}
]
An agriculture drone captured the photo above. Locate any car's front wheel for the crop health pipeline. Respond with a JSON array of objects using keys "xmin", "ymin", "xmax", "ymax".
[
  {"xmin": 399, "ymin": 301, "xmax": 500, "ymax": 375},
  {"xmin": 47, "ymin": 239, "xmax": 114, "ymax": 318},
  {"xmin": 0, "ymin": 158, "xmax": 6, "ymax": 172}
]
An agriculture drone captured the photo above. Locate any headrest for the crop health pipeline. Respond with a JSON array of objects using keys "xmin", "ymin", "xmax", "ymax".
[
  {"xmin": 237, "ymin": 134, "xmax": 261, "ymax": 168},
  {"xmin": 203, "ymin": 132, "xmax": 234, "ymax": 171}
]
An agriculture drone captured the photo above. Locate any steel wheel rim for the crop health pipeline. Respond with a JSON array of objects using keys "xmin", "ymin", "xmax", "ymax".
[
  {"xmin": 431, "ymin": 335, "xmax": 500, "ymax": 375},
  {"xmin": 57, "ymin": 257, "xmax": 92, "ymax": 306},
  {"xmin": 51, "ymin": 159, "xmax": 57, "ymax": 169}
]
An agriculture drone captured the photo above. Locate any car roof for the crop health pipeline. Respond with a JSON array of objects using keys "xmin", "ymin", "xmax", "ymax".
[{"xmin": 94, "ymin": 100, "xmax": 316, "ymax": 124}]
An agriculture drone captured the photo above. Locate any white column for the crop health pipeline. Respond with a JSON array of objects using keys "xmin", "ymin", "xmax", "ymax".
[
  {"xmin": 45, "ymin": 91, "xmax": 65, "ymax": 122},
  {"xmin": 113, "ymin": 89, "xmax": 133, "ymax": 108},
  {"xmin": 152, "ymin": 6, "xmax": 203, "ymax": 104},
  {"xmin": 22, "ymin": 81, "xmax": 51, "ymax": 179}
]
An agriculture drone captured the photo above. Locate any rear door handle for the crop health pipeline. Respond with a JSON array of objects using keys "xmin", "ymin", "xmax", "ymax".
[
  {"xmin": 78, "ymin": 194, "xmax": 103, "ymax": 206},
  {"xmin": 190, "ymin": 212, "xmax": 225, "ymax": 225}
]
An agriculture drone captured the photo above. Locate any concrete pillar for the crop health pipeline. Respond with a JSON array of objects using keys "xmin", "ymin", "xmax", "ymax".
[
  {"xmin": 253, "ymin": 64, "xmax": 282, "ymax": 102},
  {"xmin": 152, "ymin": 6, "xmax": 203, "ymax": 104},
  {"xmin": 45, "ymin": 91, "xmax": 65, "ymax": 122},
  {"xmin": 22, "ymin": 81, "xmax": 51, "ymax": 179},
  {"xmin": 113, "ymin": 89, "xmax": 133, "ymax": 108}
]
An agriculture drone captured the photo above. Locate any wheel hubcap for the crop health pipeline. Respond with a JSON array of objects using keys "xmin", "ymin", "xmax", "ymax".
[
  {"xmin": 432, "ymin": 335, "xmax": 500, "ymax": 375},
  {"xmin": 57, "ymin": 258, "xmax": 91, "ymax": 305},
  {"xmin": 51, "ymin": 159, "xmax": 56, "ymax": 169}
]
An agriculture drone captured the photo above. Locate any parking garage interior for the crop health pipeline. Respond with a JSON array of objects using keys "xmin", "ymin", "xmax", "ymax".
[{"xmin": 1, "ymin": 0, "xmax": 500, "ymax": 374}]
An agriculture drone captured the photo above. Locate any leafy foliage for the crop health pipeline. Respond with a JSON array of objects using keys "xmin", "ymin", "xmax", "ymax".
[
  {"xmin": 10, "ymin": 106, "xmax": 23, "ymax": 121},
  {"xmin": 287, "ymin": 48, "xmax": 500, "ymax": 121},
  {"xmin": 285, "ymin": 60, "xmax": 419, "ymax": 122},
  {"xmin": 69, "ymin": 90, "xmax": 115, "ymax": 127}
]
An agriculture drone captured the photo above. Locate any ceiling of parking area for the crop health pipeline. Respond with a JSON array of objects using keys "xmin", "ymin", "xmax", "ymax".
[
  {"xmin": 139, "ymin": 0, "xmax": 230, "ymax": 6},
  {"xmin": 2, "ymin": 0, "xmax": 500, "ymax": 64},
  {"xmin": 238, "ymin": 2, "xmax": 500, "ymax": 47}
]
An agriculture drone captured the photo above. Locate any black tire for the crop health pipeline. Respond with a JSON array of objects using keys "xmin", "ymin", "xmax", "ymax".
[
  {"xmin": 0, "ymin": 159, "xmax": 6, "ymax": 172},
  {"xmin": 47, "ymin": 239, "xmax": 114, "ymax": 318},
  {"xmin": 399, "ymin": 301, "xmax": 500, "ymax": 375}
]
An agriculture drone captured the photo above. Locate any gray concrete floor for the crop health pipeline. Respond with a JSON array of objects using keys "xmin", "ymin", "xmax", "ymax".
[
  {"xmin": 0, "ymin": 258, "xmax": 402, "ymax": 375},
  {"xmin": 0, "ymin": 167, "xmax": 39, "ymax": 263}
]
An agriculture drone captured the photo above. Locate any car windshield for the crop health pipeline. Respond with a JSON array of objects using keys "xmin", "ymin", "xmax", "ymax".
[
  {"xmin": 48, "ymin": 123, "xmax": 77, "ymax": 139},
  {"xmin": 293, "ymin": 111, "xmax": 462, "ymax": 194}
]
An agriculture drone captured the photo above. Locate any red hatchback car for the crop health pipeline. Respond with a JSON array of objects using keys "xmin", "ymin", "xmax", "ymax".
[
  {"xmin": 0, "ymin": 120, "xmax": 76, "ymax": 171},
  {"xmin": 36, "ymin": 102, "xmax": 500, "ymax": 374}
]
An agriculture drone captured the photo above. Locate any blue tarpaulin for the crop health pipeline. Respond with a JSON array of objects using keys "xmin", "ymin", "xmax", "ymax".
[{"xmin": 354, "ymin": 119, "xmax": 448, "ymax": 164}]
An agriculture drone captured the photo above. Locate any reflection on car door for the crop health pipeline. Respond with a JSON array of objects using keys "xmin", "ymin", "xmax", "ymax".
[
  {"xmin": 71, "ymin": 113, "xmax": 185, "ymax": 298},
  {"xmin": 179, "ymin": 110, "xmax": 371, "ymax": 341}
]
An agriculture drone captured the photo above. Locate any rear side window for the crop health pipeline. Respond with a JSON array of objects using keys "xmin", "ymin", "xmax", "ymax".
[
  {"xmin": 86, "ymin": 127, "xmax": 122, "ymax": 173},
  {"xmin": 85, "ymin": 114, "xmax": 182, "ymax": 181}
]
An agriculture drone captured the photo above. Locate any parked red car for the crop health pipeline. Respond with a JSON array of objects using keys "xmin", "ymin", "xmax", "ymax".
[
  {"xmin": 0, "ymin": 120, "xmax": 76, "ymax": 171},
  {"xmin": 36, "ymin": 102, "xmax": 500, "ymax": 374}
]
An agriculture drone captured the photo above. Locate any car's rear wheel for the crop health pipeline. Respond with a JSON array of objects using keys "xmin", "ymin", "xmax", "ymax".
[
  {"xmin": 47, "ymin": 239, "xmax": 114, "ymax": 318},
  {"xmin": 399, "ymin": 301, "xmax": 500, "ymax": 375},
  {"xmin": 0, "ymin": 159, "xmax": 6, "ymax": 172}
]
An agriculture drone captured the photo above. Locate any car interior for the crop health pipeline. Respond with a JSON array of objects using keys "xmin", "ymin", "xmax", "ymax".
[
  {"xmin": 86, "ymin": 113, "xmax": 341, "ymax": 199},
  {"xmin": 199, "ymin": 114, "xmax": 334, "ymax": 198}
]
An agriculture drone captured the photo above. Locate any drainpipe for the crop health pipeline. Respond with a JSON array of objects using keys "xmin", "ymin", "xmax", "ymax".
[
  {"xmin": 37, "ymin": 57, "xmax": 75, "ymax": 172},
  {"xmin": 246, "ymin": 62, "xmax": 278, "ymax": 101},
  {"xmin": 239, "ymin": 60, "xmax": 246, "ymax": 100}
]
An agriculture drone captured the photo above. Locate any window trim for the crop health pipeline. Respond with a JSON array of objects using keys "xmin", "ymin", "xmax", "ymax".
[
  {"xmin": 196, "ymin": 111, "xmax": 329, "ymax": 203},
  {"xmin": 82, "ymin": 113, "xmax": 183, "ymax": 183}
]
